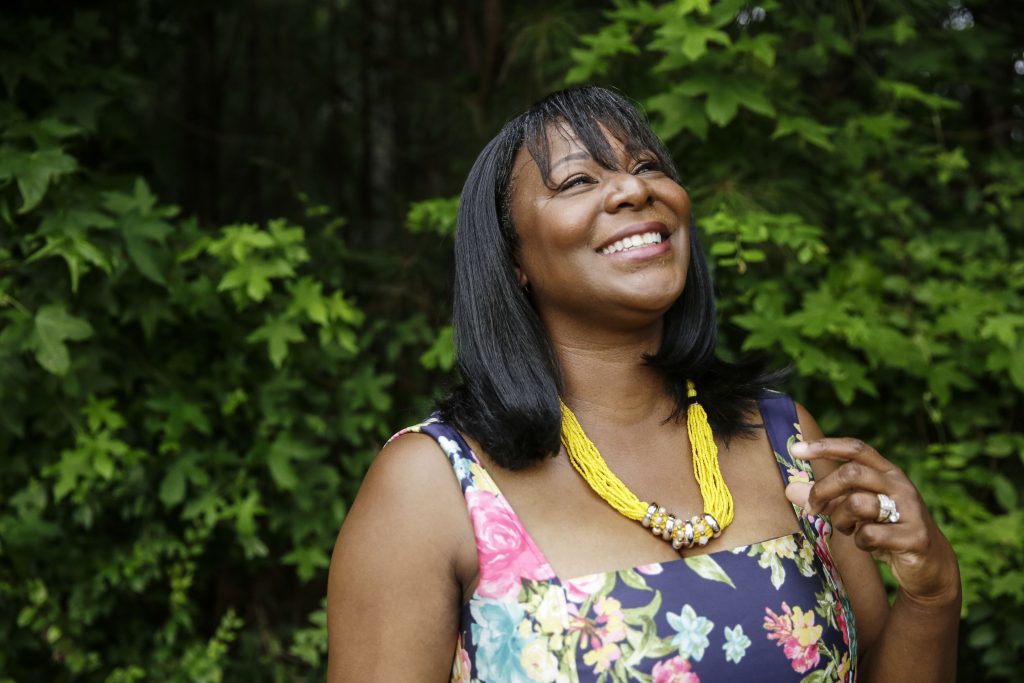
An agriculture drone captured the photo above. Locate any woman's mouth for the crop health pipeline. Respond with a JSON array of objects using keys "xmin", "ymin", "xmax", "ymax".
[{"xmin": 599, "ymin": 231, "xmax": 664, "ymax": 255}]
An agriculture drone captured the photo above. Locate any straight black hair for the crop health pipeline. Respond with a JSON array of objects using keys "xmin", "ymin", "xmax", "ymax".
[{"xmin": 438, "ymin": 86, "xmax": 779, "ymax": 470}]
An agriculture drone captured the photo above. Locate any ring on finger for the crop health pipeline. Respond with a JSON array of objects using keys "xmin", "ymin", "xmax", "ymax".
[{"xmin": 876, "ymin": 493, "xmax": 899, "ymax": 524}]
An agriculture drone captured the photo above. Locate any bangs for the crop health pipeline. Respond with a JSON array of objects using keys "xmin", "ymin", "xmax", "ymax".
[{"xmin": 518, "ymin": 87, "xmax": 680, "ymax": 187}]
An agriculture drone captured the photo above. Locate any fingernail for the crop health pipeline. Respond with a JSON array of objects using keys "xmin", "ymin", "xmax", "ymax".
[{"xmin": 791, "ymin": 442, "xmax": 808, "ymax": 456}]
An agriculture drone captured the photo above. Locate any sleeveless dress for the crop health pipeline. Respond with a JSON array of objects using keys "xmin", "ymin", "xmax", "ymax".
[{"xmin": 389, "ymin": 393, "xmax": 857, "ymax": 682}]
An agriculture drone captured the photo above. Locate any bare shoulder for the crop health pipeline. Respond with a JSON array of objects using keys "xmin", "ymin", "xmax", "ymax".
[{"xmin": 327, "ymin": 430, "xmax": 473, "ymax": 682}]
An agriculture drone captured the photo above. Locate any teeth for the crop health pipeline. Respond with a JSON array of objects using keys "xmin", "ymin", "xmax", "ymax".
[{"xmin": 600, "ymin": 231, "xmax": 664, "ymax": 255}]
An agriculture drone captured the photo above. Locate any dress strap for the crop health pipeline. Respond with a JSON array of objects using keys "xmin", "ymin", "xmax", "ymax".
[
  {"xmin": 756, "ymin": 392, "xmax": 860, "ymax": 660},
  {"xmin": 757, "ymin": 392, "xmax": 810, "ymax": 492},
  {"xmin": 388, "ymin": 414, "xmax": 483, "ymax": 495}
]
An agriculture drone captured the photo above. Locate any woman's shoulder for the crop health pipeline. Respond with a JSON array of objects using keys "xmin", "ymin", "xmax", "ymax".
[
  {"xmin": 362, "ymin": 416, "xmax": 466, "ymax": 509},
  {"xmin": 327, "ymin": 419, "xmax": 474, "ymax": 679}
]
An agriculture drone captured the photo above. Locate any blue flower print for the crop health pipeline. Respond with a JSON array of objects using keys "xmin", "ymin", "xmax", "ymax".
[
  {"xmin": 667, "ymin": 604, "xmax": 714, "ymax": 661},
  {"xmin": 469, "ymin": 598, "xmax": 536, "ymax": 683},
  {"xmin": 723, "ymin": 624, "xmax": 751, "ymax": 663}
]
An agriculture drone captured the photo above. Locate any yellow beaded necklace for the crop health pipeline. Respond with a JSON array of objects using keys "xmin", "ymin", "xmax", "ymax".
[{"xmin": 559, "ymin": 381, "xmax": 734, "ymax": 554}]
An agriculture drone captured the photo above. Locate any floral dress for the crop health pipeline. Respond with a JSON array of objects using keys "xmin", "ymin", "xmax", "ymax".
[{"xmin": 389, "ymin": 393, "xmax": 857, "ymax": 682}]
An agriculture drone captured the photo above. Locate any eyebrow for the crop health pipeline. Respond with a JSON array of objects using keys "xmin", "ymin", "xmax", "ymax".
[{"xmin": 550, "ymin": 151, "xmax": 592, "ymax": 170}]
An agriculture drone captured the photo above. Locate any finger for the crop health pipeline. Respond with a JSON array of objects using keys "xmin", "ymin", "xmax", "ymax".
[
  {"xmin": 851, "ymin": 520, "xmax": 926, "ymax": 556},
  {"xmin": 828, "ymin": 491, "xmax": 890, "ymax": 534},
  {"xmin": 806, "ymin": 461, "xmax": 894, "ymax": 514},
  {"xmin": 786, "ymin": 481, "xmax": 851, "ymax": 520},
  {"xmin": 784, "ymin": 481, "xmax": 811, "ymax": 509},
  {"xmin": 790, "ymin": 438, "xmax": 896, "ymax": 473}
]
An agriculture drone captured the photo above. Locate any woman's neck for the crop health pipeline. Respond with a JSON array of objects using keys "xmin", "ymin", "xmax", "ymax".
[{"xmin": 550, "ymin": 324, "xmax": 674, "ymax": 428}]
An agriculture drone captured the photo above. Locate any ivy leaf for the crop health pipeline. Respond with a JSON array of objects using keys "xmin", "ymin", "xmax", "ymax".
[
  {"xmin": 123, "ymin": 230, "xmax": 167, "ymax": 285},
  {"xmin": 772, "ymin": 116, "xmax": 835, "ymax": 151},
  {"xmin": 248, "ymin": 317, "xmax": 305, "ymax": 367},
  {"xmin": 878, "ymin": 79, "xmax": 959, "ymax": 110},
  {"xmin": 24, "ymin": 233, "xmax": 111, "ymax": 293},
  {"xmin": 680, "ymin": 26, "xmax": 731, "ymax": 61},
  {"xmin": 16, "ymin": 149, "xmax": 77, "ymax": 214},
  {"xmin": 419, "ymin": 326, "xmax": 454, "ymax": 371},
  {"xmin": 287, "ymin": 277, "xmax": 328, "ymax": 325},
  {"xmin": 32, "ymin": 304, "xmax": 93, "ymax": 375},
  {"xmin": 282, "ymin": 546, "xmax": 330, "ymax": 582},
  {"xmin": 734, "ymin": 33, "xmax": 779, "ymax": 67},
  {"xmin": 219, "ymin": 259, "xmax": 295, "ymax": 302},
  {"xmin": 647, "ymin": 93, "xmax": 708, "ymax": 140},
  {"xmin": 406, "ymin": 196, "xmax": 458, "ymax": 236},
  {"xmin": 705, "ymin": 86, "xmax": 741, "ymax": 127}
]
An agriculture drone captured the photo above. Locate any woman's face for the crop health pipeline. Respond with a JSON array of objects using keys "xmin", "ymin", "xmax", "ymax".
[{"xmin": 508, "ymin": 123, "xmax": 692, "ymax": 334}]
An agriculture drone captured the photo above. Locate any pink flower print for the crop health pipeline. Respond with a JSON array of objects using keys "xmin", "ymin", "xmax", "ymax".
[
  {"xmin": 466, "ymin": 490, "xmax": 554, "ymax": 600},
  {"xmin": 764, "ymin": 602, "xmax": 823, "ymax": 673},
  {"xmin": 572, "ymin": 596, "xmax": 628, "ymax": 674},
  {"xmin": 563, "ymin": 572, "xmax": 606, "ymax": 603},
  {"xmin": 450, "ymin": 635, "xmax": 472, "ymax": 683},
  {"xmin": 652, "ymin": 656, "xmax": 700, "ymax": 683},
  {"xmin": 835, "ymin": 595, "xmax": 850, "ymax": 646},
  {"xmin": 636, "ymin": 563, "xmax": 664, "ymax": 575},
  {"xmin": 811, "ymin": 515, "xmax": 839, "ymax": 579}
]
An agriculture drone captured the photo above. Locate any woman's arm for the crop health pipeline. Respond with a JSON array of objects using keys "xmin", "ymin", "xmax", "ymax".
[
  {"xmin": 327, "ymin": 433, "xmax": 474, "ymax": 682},
  {"xmin": 791, "ymin": 404, "xmax": 961, "ymax": 683}
]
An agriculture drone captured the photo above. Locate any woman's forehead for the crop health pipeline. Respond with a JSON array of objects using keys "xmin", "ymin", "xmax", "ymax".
[{"xmin": 517, "ymin": 120, "xmax": 647, "ymax": 180}]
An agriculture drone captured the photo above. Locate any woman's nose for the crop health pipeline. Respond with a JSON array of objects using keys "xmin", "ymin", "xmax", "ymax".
[{"xmin": 603, "ymin": 171, "xmax": 653, "ymax": 212}]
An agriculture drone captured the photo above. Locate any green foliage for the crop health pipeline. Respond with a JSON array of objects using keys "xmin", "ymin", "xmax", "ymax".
[
  {"xmin": 0, "ymin": 10, "xmax": 447, "ymax": 680},
  {"xmin": 566, "ymin": 1, "xmax": 1024, "ymax": 679}
]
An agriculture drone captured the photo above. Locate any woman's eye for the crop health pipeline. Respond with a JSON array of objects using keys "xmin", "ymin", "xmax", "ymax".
[
  {"xmin": 632, "ymin": 160, "xmax": 661, "ymax": 174},
  {"xmin": 556, "ymin": 175, "xmax": 592, "ymax": 191}
]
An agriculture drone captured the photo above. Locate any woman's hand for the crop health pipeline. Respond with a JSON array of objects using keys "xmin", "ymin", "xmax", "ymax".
[{"xmin": 784, "ymin": 437, "xmax": 960, "ymax": 608}]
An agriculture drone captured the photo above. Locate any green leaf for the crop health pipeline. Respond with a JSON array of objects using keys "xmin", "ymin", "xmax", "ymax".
[
  {"xmin": 684, "ymin": 554, "xmax": 736, "ymax": 588},
  {"xmin": 247, "ymin": 317, "xmax": 305, "ymax": 367},
  {"xmin": 406, "ymin": 196, "xmax": 459, "ymax": 236},
  {"xmin": 420, "ymin": 326, "xmax": 454, "ymax": 371},
  {"xmin": 710, "ymin": 241, "xmax": 736, "ymax": 256},
  {"xmin": 680, "ymin": 26, "xmax": 731, "ymax": 61},
  {"xmin": 800, "ymin": 670, "xmax": 828, "ymax": 683},
  {"xmin": 646, "ymin": 92, "xmax": 708, "ymax": 140},
  {"xmin": 282, "ymin": 546, "xmax": 330, "ymax": 582},
  {"xmin": 159, "ymin": 461, "xmax": 188, "ymax": 506},
  {"xmin": 734, "ymin": 33, "xmax": 779, "ymax": 67},
  {"xmin": 878, "ymin": 79, "xmax": 959, "ymax": 110},
  {"xmin": 24, "ymin": 233, "xmax": 111, "ymax": 293},
  {"xmin": 704, "ymin": 85, "xmax": 741, "ymax": 126},
  {"xmin": 618, "ymin": 568, "xmax": 652, "ymax": 592},
  {"xmin": 32, "ymin": 304, "xmax": 93, "ymax": 375},
  {"xmin": 15, "ymin": 149, "xmax": 77, "ymax": 214},
  {"xmin": 288, "ymin": 278, "xmax": 329, "ymax": 325},
  {"xmin": 267, "ymin": 446, "xmax": 299, "ymax": 490},
  {"xmin": 772, "ymin": 116, "xmax": 835, "ymax": 151},
  {"xmin": 991, "ymin": 475, "xmax": 1018, "ymax": 512},
  {"xmin": 123, "ymin": 231, "xmax": 166, "ymax": 285}
]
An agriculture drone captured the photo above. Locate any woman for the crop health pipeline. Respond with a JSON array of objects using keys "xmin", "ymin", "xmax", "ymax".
[{"xmin": 327, "ymin": 86, "xmax": 961, "ymax": 682}]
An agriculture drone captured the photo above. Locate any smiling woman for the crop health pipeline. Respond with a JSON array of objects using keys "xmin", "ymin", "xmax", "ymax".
[{"xmin": 326, "ymin": 87, "xmax": 961, "ymax": 682}]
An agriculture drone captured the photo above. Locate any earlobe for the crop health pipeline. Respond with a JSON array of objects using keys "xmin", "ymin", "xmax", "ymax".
[{"xmin": 514, "ymin": 266, "xmax": 529, "ymax": 289}]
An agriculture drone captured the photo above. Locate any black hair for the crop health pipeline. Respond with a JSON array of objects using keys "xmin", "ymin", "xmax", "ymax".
[{"xmin": 438, "ymin": 86, "xmax": 780, "ymax": 470}]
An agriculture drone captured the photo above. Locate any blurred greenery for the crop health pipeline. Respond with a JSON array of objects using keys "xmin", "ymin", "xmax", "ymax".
[{"xmin": 0, "ymin": 0, "xmax": 1021, "ymax": 681}]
